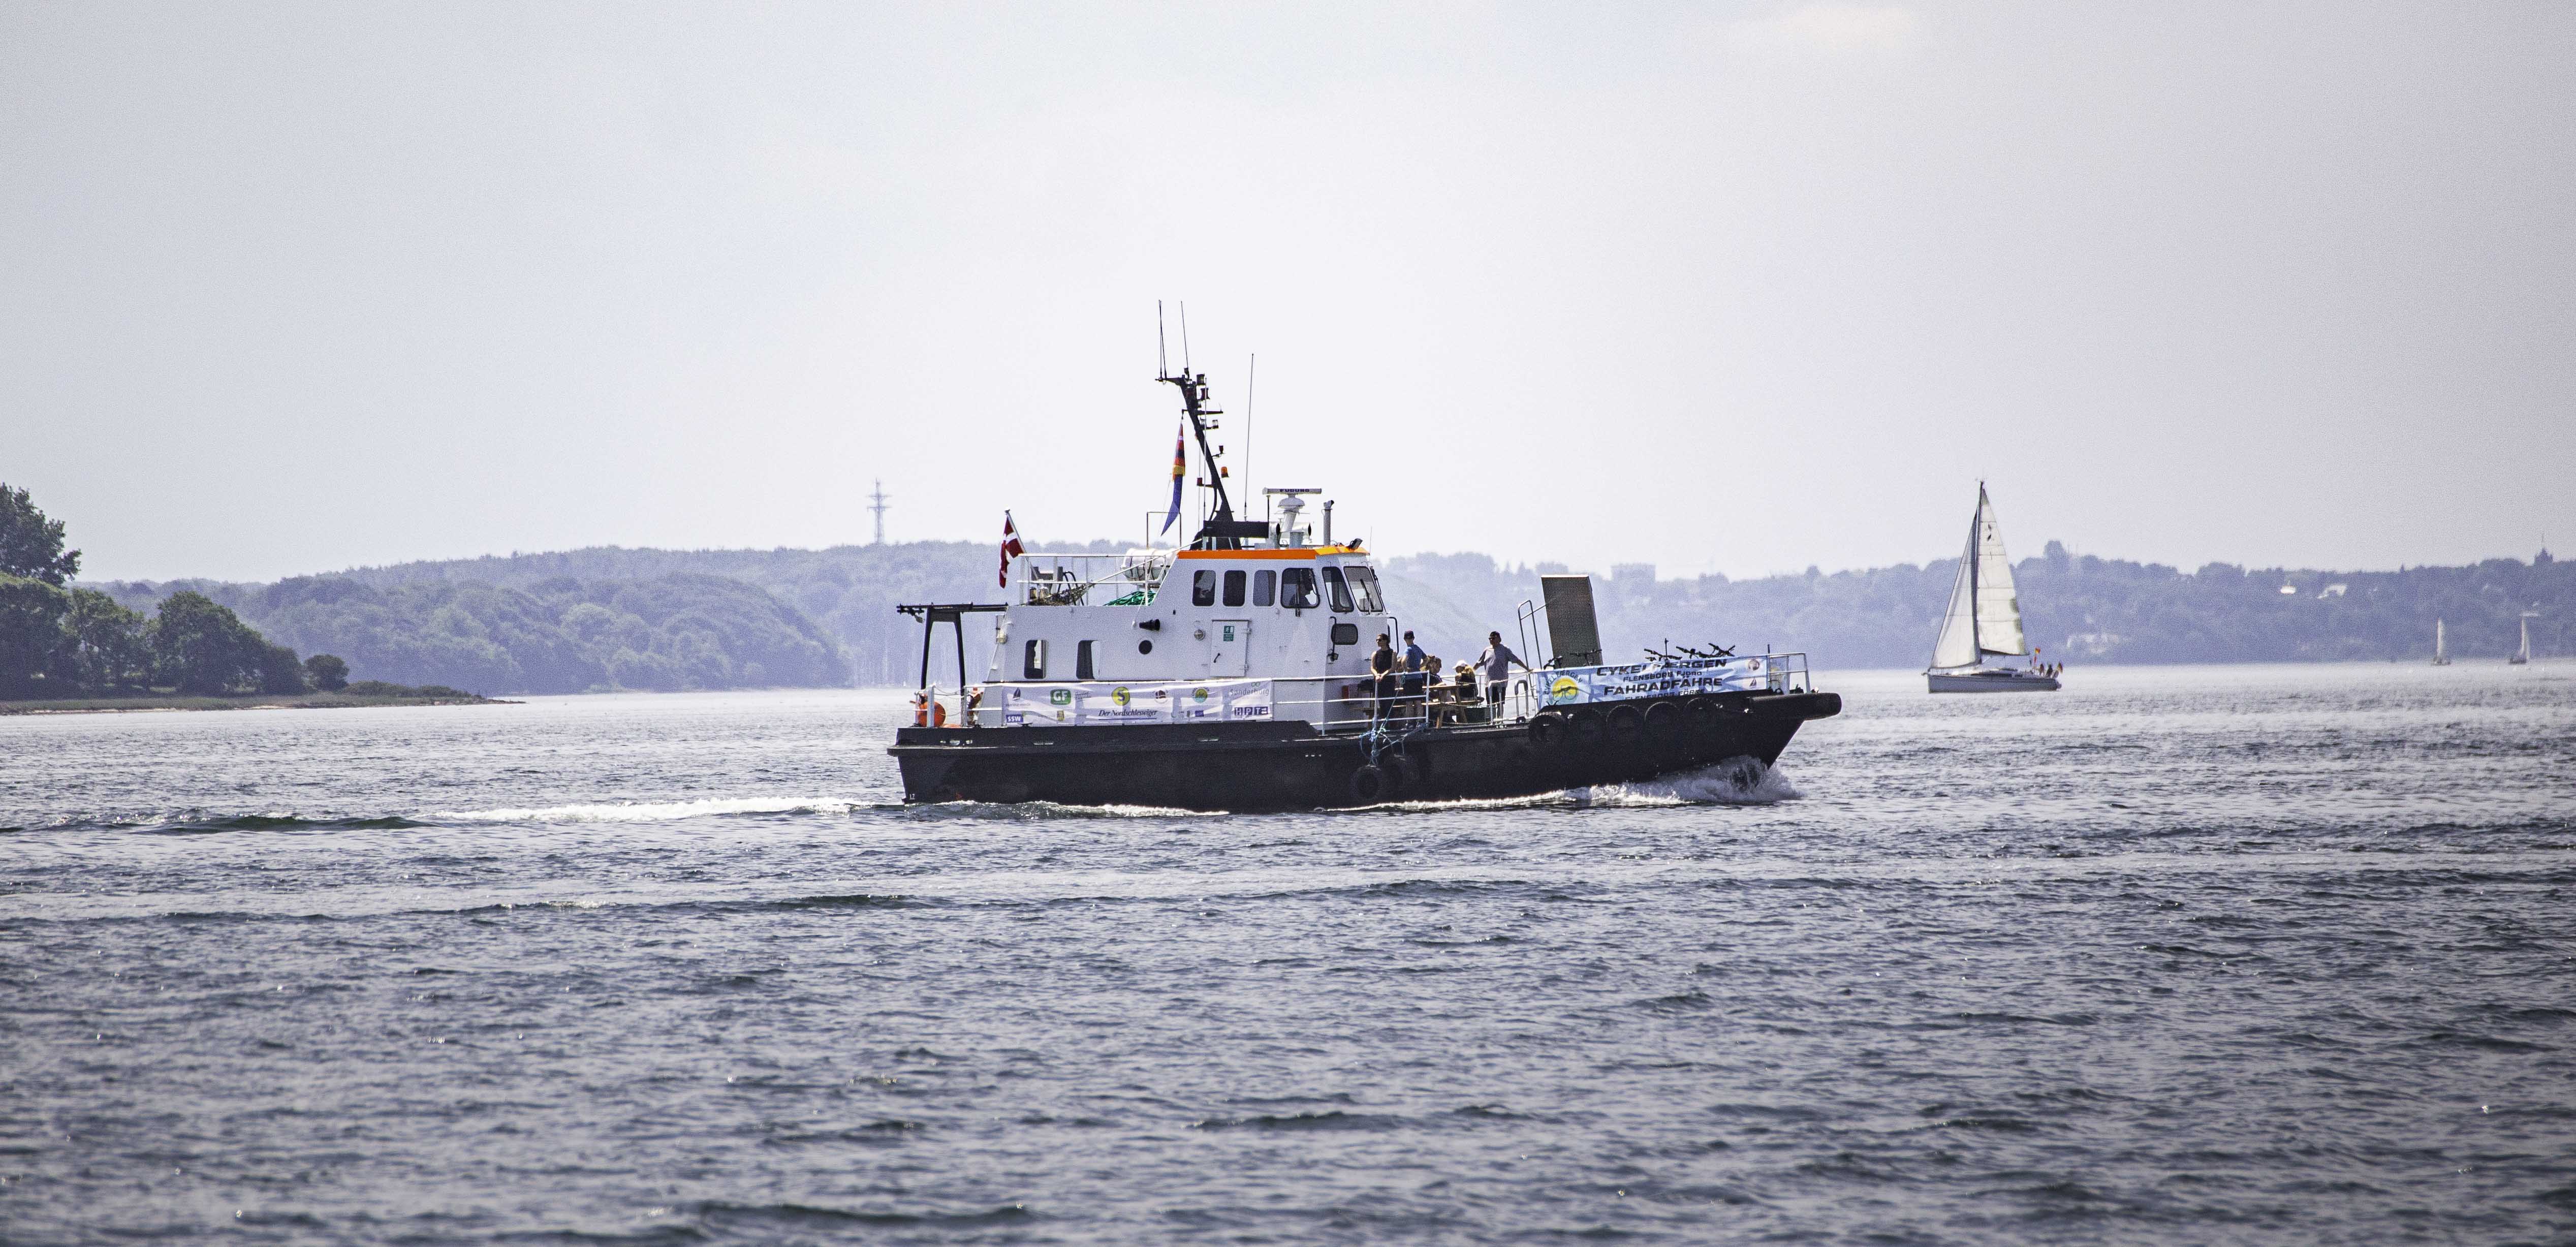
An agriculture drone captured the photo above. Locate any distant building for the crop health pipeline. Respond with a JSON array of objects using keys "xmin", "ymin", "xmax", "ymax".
[
  {"xmin": 2064, "ymin": 631, "xmax": 2124, "ymax": 658},
  {"xmin": 1611, "ymin": 563, "xmax": 1656, "ymax": 583},
  {"xmin": 2318, "ymin": 583, "xmax": 2348, "ymax": 598}
]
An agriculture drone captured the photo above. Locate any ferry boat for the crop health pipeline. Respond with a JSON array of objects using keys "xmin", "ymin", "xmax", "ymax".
[{"xmin": 886, "ymin": 358, "xmax": 1841, "ymax": 810}]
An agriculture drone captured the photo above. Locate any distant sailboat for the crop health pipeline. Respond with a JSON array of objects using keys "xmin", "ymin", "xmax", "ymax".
[
  {"xmin": 1927, "ymin": 485, "xmax": 2061, "ymax": 693},
  {"xmin": 2432, "ymin": 618, "xmax": 2451, "ymax": 666},
  {"xmin": 2510, "ymin": 613, "xmax": 2534, "ymax": 665}
]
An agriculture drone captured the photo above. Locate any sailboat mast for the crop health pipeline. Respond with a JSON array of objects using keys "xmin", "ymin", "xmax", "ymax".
[{"xmin": 1966, "ymin": 490, "xmax": 1984, "ymax": 657}]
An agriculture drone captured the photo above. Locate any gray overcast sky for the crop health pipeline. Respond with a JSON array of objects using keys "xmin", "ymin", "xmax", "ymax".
[{"xmin": 6, "ymin": 2, "xmax": 2571, "ymax": 583}]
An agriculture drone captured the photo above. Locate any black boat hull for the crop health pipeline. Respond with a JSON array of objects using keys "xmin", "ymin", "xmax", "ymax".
[{"xmin": 890, "ymin": 690, "xmax": 1841, "ymax": 810}]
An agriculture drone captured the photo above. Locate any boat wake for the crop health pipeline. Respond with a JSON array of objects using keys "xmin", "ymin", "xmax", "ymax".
[
  {"xmin": 1370, "ymin": 758, "xmax": 1801, "ymax": 813},
  {"xmin": 433, "ymin": 796, "xmax": 876, "ymax": 824},
  {"xmin": 897, "ymin": 799, "xmax": 1213, "ymax": 822}
]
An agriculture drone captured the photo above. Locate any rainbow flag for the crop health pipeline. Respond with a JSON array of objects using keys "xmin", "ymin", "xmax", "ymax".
[{"xmin": 1160, "ymin": 423, "xmax": 1185, "ymax": 534}]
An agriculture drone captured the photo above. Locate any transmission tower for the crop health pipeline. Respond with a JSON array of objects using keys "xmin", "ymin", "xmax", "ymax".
[{"xmin": 869, "ymin": 479, "xmax": 890, "ymax": 546}]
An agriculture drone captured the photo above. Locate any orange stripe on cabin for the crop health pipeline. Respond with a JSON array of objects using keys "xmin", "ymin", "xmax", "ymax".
[{"xmin": 1175, "ymin": 548, "xmax": 1317, "ymax": 560}]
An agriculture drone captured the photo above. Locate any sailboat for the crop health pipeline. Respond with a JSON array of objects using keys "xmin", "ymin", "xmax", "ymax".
[
  {"xmin": 2432, "ymin": 619, "xmax": 2451, "ymax": 666},
  {"xmin": 1926, "ymin": 484, "xmax": 2061, "ymax": 693},
  {"xmin": 2510, "ymin": 613, "xmax": 2534, "ymax": 665}
]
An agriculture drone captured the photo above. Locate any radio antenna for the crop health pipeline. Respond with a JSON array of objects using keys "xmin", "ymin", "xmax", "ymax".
[
  {"xmin": 1243, "ymin": 352, "xmax": 1255, "ymax": 505},
  {"xmin": 1179, "ymin": 302, "xmax": 1192, "ymax": 372},
  {"xmin": 1156, "ymin": 301, "xmax": 1169, "ymax": 379}
]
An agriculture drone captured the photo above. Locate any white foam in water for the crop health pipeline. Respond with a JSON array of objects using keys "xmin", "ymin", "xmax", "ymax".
[
  {"xmin": 1575, "ymin": 758, "xmax": 1802, "ymax": 807},
  {"xmin": 909, "ymin": 799, "xmax": 1209, "ymax": 820},
  {"xmin": 434, "ymin": 796, "xmax": 865, "ymax": 824},
  {"xmin": 1374, "ymin": 758, "xmax": 1801, "ymax": 813}
]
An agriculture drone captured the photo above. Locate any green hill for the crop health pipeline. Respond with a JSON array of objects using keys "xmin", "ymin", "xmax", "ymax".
[
  {"xmin": 93, "ymin": 573, "xmax": 845, "ymax": 695},
  {"xmin": 88, "ymin": 540, "xmax": 2568, "ymax": 692}
]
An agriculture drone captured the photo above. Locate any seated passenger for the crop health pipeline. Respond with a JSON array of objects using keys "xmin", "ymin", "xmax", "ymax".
[{"xmin": 1452, "ymin": 662, "xmax": 1482, "ymax": 722}]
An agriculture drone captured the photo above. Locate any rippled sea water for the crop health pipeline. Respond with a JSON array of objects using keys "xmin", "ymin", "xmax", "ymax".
[{"xmin": 4, "ymin": 664, "xmax": 2571, "ymax": 1245}]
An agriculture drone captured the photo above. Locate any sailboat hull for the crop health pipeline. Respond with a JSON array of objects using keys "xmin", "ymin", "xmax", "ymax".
[{"xmin": 1928, "ymin": 670, "xmax": 2061, "ymax": 694}]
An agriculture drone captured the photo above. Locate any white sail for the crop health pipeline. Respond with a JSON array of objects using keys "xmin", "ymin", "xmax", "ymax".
[
  {"xmin": 2436, "ymin": 619, "xmax": 2446, "ymax": 659},
  {"xmin": 1972, "ymin": 488, "xmax": 2028, "ymax": 656},
  {"xmin": 2519, "ymin": 616, "xmax": 2533, "ymax": 662},
  {"xmin": 1928, "ymin": 518, "xmax": 1980, "ymax": 671}
]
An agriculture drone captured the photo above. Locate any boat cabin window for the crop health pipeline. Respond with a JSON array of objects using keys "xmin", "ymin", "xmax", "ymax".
[
  {"xmin": 1222, "ymin": 570, "xmax": 1246, "ymax": 607},
  {"xmin": 1076, "ymin": 640, "xmax": 1095, "ymax": 680},
  {"xmin": 1321, "ymin": 567, "xmax": 1356, "ymax": 613},
  {"xmin": 1022, "ymin": 639, "xmax": 1047, "ymax": 680},
  {"xmin": 1345, "ymin": 567, "xmax": 1385, "ymax": 613},
  {"xmin": 1252, "ymin": 570, "xmax": 1276, "ymax": 607},
  {"xmin": 1281, "ymin": 568, "xmax": 1319, "ymax": 610},
  {"xmin": 1192, "ymin": 570, "xmax": 1217, "ymax": 606}
]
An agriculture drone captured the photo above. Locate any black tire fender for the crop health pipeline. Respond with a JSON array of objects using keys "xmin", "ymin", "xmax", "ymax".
[
  {"xmin": 1569, "ymin": 706, "xmax": 1607, "ymax": 744},
  {"xmin": 1527, "ymin": 711, "xmax": 1568, "ymax": 749},
  {"xmin": 1644, "ymin": 700, "xmax": 1682, "ymax": 739},
  {"xmin": 1607, "ymin": 703, "xmax": 1645, "ymax": 739},
  {"xmin": 1347, "ymin": 764, "xmax": 1392, "ymax": 804},
  {"xmin": 1683, "ymin": 696, "xmax": 1720, "ymax": 736}
]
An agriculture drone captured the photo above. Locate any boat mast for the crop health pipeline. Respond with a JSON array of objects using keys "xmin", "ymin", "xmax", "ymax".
[
  {"xmin": 1156, "ymin": 303, "xmax": 1246, "ymax": 549},
  {"xmin": 1161, "ymin": 368, "xmax": 1233, "ymax": 531}
]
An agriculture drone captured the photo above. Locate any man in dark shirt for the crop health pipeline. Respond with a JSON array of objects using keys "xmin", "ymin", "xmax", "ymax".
[
  {"xmin": 1370, "ymin": 633, "xmax": 1400, "ymax": 722},
  {"xmin": 1400, "ymin": 630, "xmax": 1428, "ymax": 712}
]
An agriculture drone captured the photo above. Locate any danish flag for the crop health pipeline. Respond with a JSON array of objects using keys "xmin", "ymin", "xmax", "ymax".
[{"xmin": 998, "ymin": 511, "xmax": 1023, "ymax": 587}]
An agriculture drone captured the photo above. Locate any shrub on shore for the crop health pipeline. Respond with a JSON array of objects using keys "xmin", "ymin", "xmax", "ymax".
[
  {"xmin": 341, "ymin": 679, "xmax": 476, "ymax": 700},
  {"xmin": 304, "ymin": 653, "xmax": 349, "ymax": 691}
]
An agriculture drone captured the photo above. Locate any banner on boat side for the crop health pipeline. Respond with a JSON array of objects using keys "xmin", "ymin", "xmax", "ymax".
[
  {"xmin": 1537, "ymin": 657, "xmax": 1777, "ymax": 707},
  {"xmin": 1000, "ymin": 679, "xmax": 1274, "ymax": 725}
]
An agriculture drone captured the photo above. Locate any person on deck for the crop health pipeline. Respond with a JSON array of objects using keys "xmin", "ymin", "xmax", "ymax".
[
  {"xmin": 1477, "ymin": 632, "xmax": 1530, "ymax": 712},
  {"xmin": 1400, "ymin": 631, "xmax": 1428, "ymax": 713},
  {"xmin": 1450, "ymin": 662, "xmax": 1480, "ymax": 723},
  {"xmin": 1370, "ymin": 633, "xmax": 1400, "ymax": 722}
]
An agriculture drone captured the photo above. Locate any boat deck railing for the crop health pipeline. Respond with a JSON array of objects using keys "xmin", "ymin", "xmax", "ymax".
[
  {"xmin": 1011, "ymin": 552, "xmax": 1172, "ymax": 607},
  {"xmin": 1281, "ymin": 677, "xmax": 1537, "ymax": 735},
  {"xmin": 908, "ymin": 653, "xmax": 1813, "ymax": 732},
  {"xmin": 1762, "ymin": 652, "xmax": 1814, "ymax": 694},
  {"xmin": 907, "ymin": 675, "xmax": 1534, "ymax": 732}
]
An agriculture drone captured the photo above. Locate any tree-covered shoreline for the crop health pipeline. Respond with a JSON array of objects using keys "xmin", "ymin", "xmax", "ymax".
[
  {"xmin": 2, "ymin": 484, "xmax": 342, "ymax": 701},
  {"xmin": 87, "ymin": 574, "xmax": 849, "ymax": 697},
  {"xmin": 184, "ymin": 536, "xmax": 2569, "ymax": 682},
  {"xmin": 1391, "ymin": 542, "xmax": 2569, "ymax": 670},
  {"xmin": 21, "ymin": 466, "xmax": 2562, "ymax": 699},
  {"xmin": 0, "ymin": 687, "xmax": 496, "ymax": 715},
  {"xmin": 6, "ymin": 483, "xmax": 847, "ymax": 700}
]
